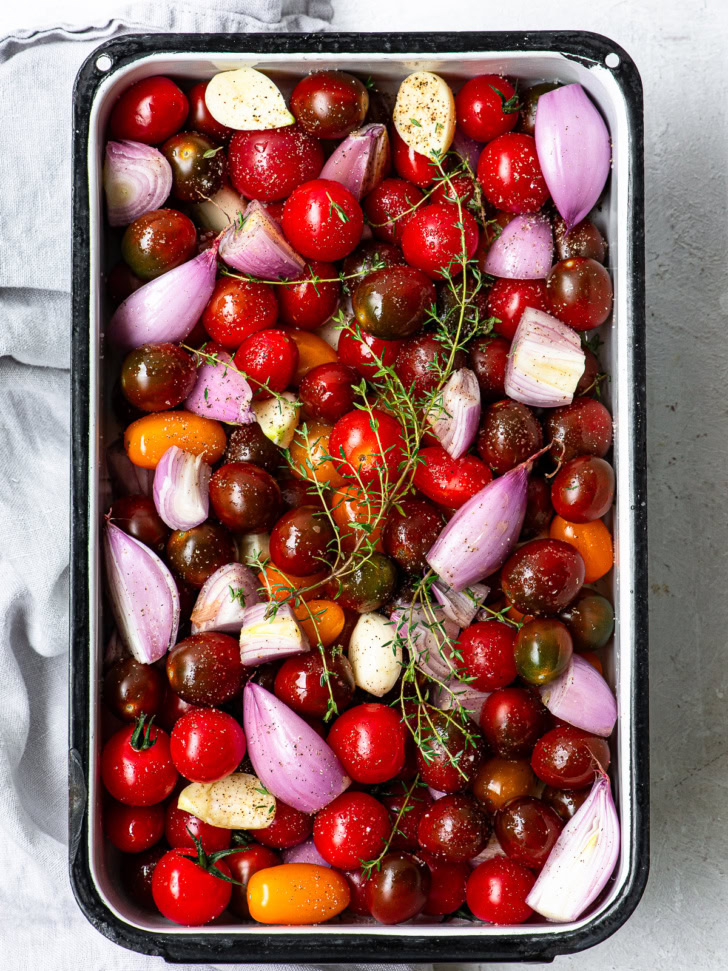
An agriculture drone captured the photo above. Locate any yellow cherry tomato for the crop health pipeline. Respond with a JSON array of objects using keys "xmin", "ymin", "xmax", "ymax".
[
  {"xmin": 549, "ymin": 515, "xmax": 614, "ymax": 583},
  {"xmin": 294, "ymin": 600, "xmax": 345, "ymax": 647},
  {"xmin": 258, "ymin": 563, "xmax": 327, "ymax": 603},
  {"xmin": 124, "ymin": 412, "xmax": 227, "ymax": 469},
  {"xmin": 247, "ymin": 863, "xmax": 350, "ymax": 925},
  {"xmin": 285, "ymin": 328, "xmax": 338, "ymax": 385},
  {"xmin": 289, "ymin": 421, "xmax": 344, "ymax": 488}
]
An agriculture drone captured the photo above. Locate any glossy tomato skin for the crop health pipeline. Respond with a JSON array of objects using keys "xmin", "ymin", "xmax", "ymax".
[
  {"xmin": 224, "ymin": 423, "xmax": 281, "ymax": 474},
  {"xmin": 455, "ymin": 75, "xmax": 519, "ymax": 143},
  {"xmin": 291, "ymin": 70, "xmax": 369, "ymax": 139},
  {"xmin": 166, "ymin": 522, "xmax": 238, "ymax": 587},
  {"xmin": 254, "ymin": 800, "xmax": 314, "ymax": 849},
  {"xmin": 328, "ymin": 703, "xmax": 407, "ymax": 784},
  {"xmin": 382, "ymin": 784, "xmax": 433, "ymax": 851},
  {"xmin": 343, "ymin": 867, "xmax": 371, "ymax": 915},
  {"xmin": 542, "ymin": 784, "xmax": 591, "ymax": 822},
  {"xmin": 551, "ymin": 456, "xmax": 615, "ymax": 523},
  {"xmin": 363, "ymin": 178, "xmax": 424, "ymax": 244},
  {"xmin": 313, "ymin": 791, "xmax": 391, "ymax": 869},
  {"xmin": 161, "ymin": 131, "xmax": 225, "ymax": 202},
  {"xmin": 519, "ymin": 82, "xmax": 559, "ymax": 136},
  {"xmin": 486, "ymin": 277, "xmax": 549, "ymax": 341},
  {"xmin": 468, "ymin": 336, "xmax": 510, "ymax": 402},
  {"xmin": 383, "ymin": 498, "xmax": 443, "ymax": 573},
  {"xmin": 395, "ymin": 334, "xmax": 466, "ymax": 399},
  {"xmin": 152, "ymin": 848, "xmax": 232, "ymax": 925},
  {"xmin": 554, "ymin": 215, "xmax": 607, "ymax": 264},
  {"xmin": 299, "ymin": 363, "xmax": 359, "ymax": 425},
  {"xmin": 480, "ymin": 687, "xmax": 549, "ymax": 759},
  {"xmin": 121, "ymin": 209, "xmax": 197, "ymax": 281},
  {"xmin": 101, "ymin": 720, "xmax": 178, "ymax": 806},
  {"xmin": 343, "ymin": 239, "xmax": 406, "ymax": 280},
  {"xmin": 269, "ymin": 505, "xmax": 335, "ymax": 576},
  {"xmin": 417, "ymin": 793, "xmax": 491, "ymax": 863},
  {"xmin": 338, "ymin": 328, "xmax": 403, "ymax": 379},
  {"xmin": 401, "ymin": 203, "xmax": 480, "ymax": 280},
  {"xmin": 477, "ymin": 133, "xmax": 549, "ymax": 214},
  {"xmin": 209, "ymin": 462, "xmax": 282, "ymax": 534},
  {"xmin": 457, "ymin": 621, "xmax": 518, "ymax": 691},
  {"xmin": 547, "ymin": 257, "xmax": 613, "ymax": 331},
  {"xmin": 120, "ymin": 343, "xmax": 197, "ymax": 412},
  {"xmin": 478, "ymin": 399, "xmax": 543, "ymax": 475},
  {"xmin": 278, "ymin": 260, "xmax": 340, "ymax": 329},
  {"xmin": 170, "ymin": 708, "xmax": 246, "ymax": 783},
  {"xmin": 282, "ymin": 179, "xmax": 363, "ymax": 261},
  {"xmin": 330, "ymin": 555, "xmax": 397, "ymax": 611},
  {"xmin": 202, "ymin": 277, "xmax": 278, "ymax": 349},
  {"xmin": 329, "ymin": 408, "xmax": 405, "ymax": 485},
  {"xmin": 121, "ymin": 845, "xmax": 167, "ymax": 910},
  {"xmin": 430, "ymin": 172, "xmax": 476, "ymax": 207},
  {"xmin": 166, "ymin": 632, "xmax": 245, "ymax": 706},
  {"xmin": 531, "ymin": 725, "xmax": 611, "ymax": 789},
  {"xmin": 501, "ymin": 538, "xmax": 585, "ymax": 616},
  {"xmin": 185, "ymin": 81, "xmax": 232, "ymax": 141},
  {"xmin": 545, "ymin": 398, "xmax": 613, "ymax": 463},
  {"xmin": 420, "ymin": 853, "xmax": 470, "ymax": 915},
  {"xmin": 391, "ymin": 126, "xmax": 437, "ymax": 186},
  {"xmin": 228, "ymin": 125, "xmax": 324, "ymax": 201},
  {"xmin": 522, "ymin": 475, "xmax": 554, "ymax": 539},
  {"xmin": 110, "ymin": 76, "xmax": 188, "ymax": 144},
  {"xmin": 353, "ymin": 265, "xmax": 437, "ymax": 339},
  {"xmin": 274, "ymin": 648, "xmax": 355, "ymax": 719},
  {"xmin": 233, "ymin": 329, "xmax": 298, "ymax": 398},
  {"xmin": 227, "ymin": 844, "xmax": 282, "ymax": 918},
  {"xmin": 413, "ymin": 446, "xmax": 493, "ymax": 509},
  {"xmin": 495, "ymin": 796, "xmax": 563, "ymax": 870},
  {"xmin": 157, "ymin": 685, "xmax": 200, "ymax": 733},
  {"xmin": 164, "ymin": 803, "xmax": 232, "ymax": 853},
  {"xmin": 104, "ymin": 656, "xmax": 165, "ymax": 722},
  {"xmin": 514, "ymin": 618, "xmax": 573, "ymax": 685},
  {"xmin": 104, "ymin": 800, "xmax": 165, "ymax": 853},
  {"xmin": 472, "ymin": 756, "xmax": 539, "ymax": 813},
  {"xmin": 559, "ymin": 589, "xmax": 614, "ymax": 652},
  {"xmin": 366, "ymin": 851, "xmax": 431, "ymax": 924},
  {"xmin": 415, "ymin": 711, "xmax": 483, "ymax": 793},
  {"xmin": 467, "ymin": 857, "xmax": 536, "ymax": 924}
]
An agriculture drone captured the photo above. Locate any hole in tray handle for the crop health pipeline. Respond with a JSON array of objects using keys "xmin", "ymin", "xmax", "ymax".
[
  {"xmin": 96, "ymin": 54, "xmax": 113, "ymax": 72},
  {"xmin": 605, "ymin": 53, "xmax": 620, "ymax": 69}
]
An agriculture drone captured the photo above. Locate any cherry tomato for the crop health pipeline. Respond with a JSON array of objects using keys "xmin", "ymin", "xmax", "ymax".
[
  {"xmin": 289, "ymin": 421, "xmax": 344, "ymax": 489},
  {"xmin": 343, "ymin": 867, "xmax": 371, "ymax": 915},
  {"xmin": 121, "ymin": 845, "xmax": 167, "ymax": 910},
  {"xmin": 104, "ymin": 656, "xmax": 165, "ymax": 722},
  {"xmin": 166, "ymin": 632, "xmax": 245, "ymax": 706},
  {"xmin": 166, "ymin": 521, "xmax": 238, "ymax": 587},
  {"xmin": 283, "ymin": 179, "xmax": 363, "ymax": 261},
  {"xmin": 202, "ymin": 277, "xmax": 278, "ymax": 349},
  {"xmin": 523, "ymin": 475, "xmax": 554, "ymax": 539},
  {"xmin": 547, "ymin": 257, "xmax": 613, "ymax": 331},
  {"xmin": 415, "ymin": 710, "xmax": 483, "ymax": 793},
  {"xmin": 101, "ymin": 715, "xmax": 178, "ymax": 806},
  {"xmin": 551, "ymin": 456, "xmax": 615, "ymax": 523},
  {"xmin": 299, "ymin": 362, "xmax": 358, "ymax": 425},
  {"xmin": 109, "ymin": 76, "xmax": 188, "ymax": 144},
  {"xmin": 106, "ymin": 261, "xmax": 145, "ymax": 305},
  {"xmin": 401, "ymin": 203, "xmax": 479, "ymax": 280},
  {"xmin": 501, "ymin": 538, "xmax": 585, "ymax": 615},
  {"xmin": 542, "ymin": 784, "xmax": 591, "ymax": 822},
  {"xmin": 228, "ymin": 125, "xmax": 324, "ymax": 201},
  {"xmin": 554, "ymin": 215, "xmax": 607, "ymax": 264},
  {"xmin": 472, "ymin": 756, "xmax": 539, "ymax": 813},
  {"xmin": 559, "ymin": 589, "xmax": 614, "ymax": 651},
  {"xmin": 514, "ymin": 618, "xmax": 573, "ymax": 685},
  {"xmin": 364, "ymin": 177, "xmax": 425, "ymax": 245},
  {"xmin": 157, "ymin": 685, "xmax": 200, "ymax": 733},
  {"xmin": 417, "ymin": 793, "xmax": 491, "ymax": 863},
  {"xmin": 161, "ymin": 131, "xmax": 225, "ymax": 202},
  {"xmin": 420, "ymin": 852, "xmax": 470, "ymax": 915},
  {"xmin": 185, "ymin": 80, "xmax": 232, "ymax": 141},
  {"xmin": 293, "ymin": 600, "xmax": 347, "ymax": 648},
  {"xmin": 247, "ymin": 862, "xmax": 350, "ymax": 924},
  {"xmin": 209, "ymin": 461, "xmax": 282, "ymax": 534},
  {"xmin": 391, "ymin": 126, "xmax": 437, "ymax": 186},
  {"xmin": 338, "ymin": 327, "xmax": 403, "ymax": 379},
  {"xmin": 495, "ymin": 796, "xmax": 563, "ymax": 870},
  {"xmin": 328, "ymin": 703, "xmax": 407, "ymax": 784},
  {"xmin": 291, "ymin": 70, "xmax": 369, "ymax": 139},
  {"xmin": 457, "ymin": 621, "xmax": 518, "ymax": 691},
  {"xmin": 343, "ymin": 239, "xmax": 407, "ymax": 280},
  {"xmin": 467, "ymin": 858, "xmax": 536, "ymax": 924},
  {"xmin": 125, "ymin": 412, "xmax": 227, "ymax": 469},
  {"xmin": 478, "ymin": 399, "xmax": 543, "ymax": 475},
  {"xmin": 121, "ymin": 209, "xmax": 197, "ymax": 280},
  {"xmin": 531, "ymin": 725, "xmax": 611, "ymax": 789},
  {"xmin": 164, "ymin": 802, "xmax": 232, "ymax": 853},
  {"xmin": 104, "ymin": 799, "xmax": 165, "ymax": 853},
  {"xmin": 479, "ymin": 687, "xmax": 549, "ymax": 758},
  {"xmin": 286, "ymin": 328, "xmax": 338, "ymax": 385},
  {"xmin": 329, "ymin": 408, "xmax": 405, "ymax": 485},
  {"xmin": 254, "ymin": 800, "xmax": 314, "ymax": 849},
  {"xmin": 383, "ymin": 498, "xmax": 443, "ymax": 572},
  {"xmin": 486, "ymin": 277, "xmax": 549, "ymax": 340},
  {"xmin": 519, "ymin": 81, "xmax": 559, "ymax": 136},
  {"xmin": 274, "ymin": 646, "xmax": 354, "ymax": 719},
  {"xmin": 328, "ymin": 553, "xmax": 397, "ymax": 612},
  {"xmin": 395, "ymin": 333, "xmax": 466, "ymax": 399},
  {"xmin": 227, "ymin": 844, "xmax": 282, "ymax": 918},
  {"xmin": 576, "ymin": 347, "xmax": 601, "ymax": 396},
  {"xmin": 170, "ymin": 708, "xmax": 246, "ymax": 783},
  {"xmin": 382, "ymin": 783, "xmax": 433, "ymax": 851},
  {"xmin": 468, "ymin": 335, "xmax": 510, "ymax": 402},
  {"xmin": 233, "ymin": 328, "xmax": 298, "ymax": 399},
  {"xmin": 269, "ymin": 505, "xmax": 335, "ymax": 576},
  {"xmin": 477, "ymin": 133, "xmax": 549, "ymax": 213},
  {"xmin": 353, "ymin": 265, "xmax": 436, "ymax": 339},
  {"xmin": 225, "ymin": 422, "xmax": 281, "ymax": 473},
  {"xmin": 413, "ymin": 446, "xmax": 492, "ymax": 509},
  {"xmin": 120, "ymin": 343, "xmax": 197, "ymax": 413},
  {"xmin": 365, "ymin": 851, "xmax": 430, "ymax": 924},
  {"xmin": 430, "ymin": 172, "xmax": 476, "ymax": 207},
  {"xmin": 277, "ymin": 260, "xmax": 340, "ymax": 330},
  {"xmin": 330, "ymin": 483, "xmax": 385, "ymax": 553},
  {"xmin": 456, "ymin": 75, "xmax": 519, "ymax": 143},
  {"xmin": 313, "ymin": 791, "xmax": 391, "ymax": 868},
  {"xmin": 259, "ymin": 562, "xmax": 328, "ymax": 603},
  {"xmin": 545, "ymin": 398, "xmax": 613, "ymax": 463},
  {"xmin": 549, "ymin": 516, "xmax": 614, "ymax": 583},
  {"xmin": 152, "ymin": 847, "xmax": 232, "ymax": 925}
]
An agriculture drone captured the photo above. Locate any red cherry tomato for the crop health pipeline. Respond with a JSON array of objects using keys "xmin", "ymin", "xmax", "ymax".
[
  {"xmin": 164, "ymin": 802, "xmax": 232, "ymax": 853},
  {"xmin": 479, "ymin": 687, "xmax": 549, "ymax": 759},
  {"xmin": 299, "ymin": 362, "xmax": 359, "ymax": 425},
  {"xmin": 413, "ymin": 446, "xmax": 492, "ymax": 509},
  {"xmin": 363, "ymin": 178, "xmax": 424, "ymax": 244},
  {"xmin": 343, "ymin": 867, "xmax": 372, "ymax": 915},
  {"xmin": 233, "ymin": 328, "xmax": 299, "ymax": 398},
  {"xmin": 121, "ymin": 845, "xmax": 167, "ymax": 910},
  {"xmin": 420, "ymin": 852, "xmax": 470, "ymax": 915},
  {"xmin": 228, "ymin": 125, "xmax": 324, "ymax": 201},
  {"xmin": 401, "ymin": 203, "xmax": 479, "ymax": 280},
  {"xmin": 282, "ymin": 180, "xmax": 363, "ymax": 261},
  {"xmin": 468, "ymin": 335, "xmax": 510, "ymax": 401},
  {"xmin": 152, "ymin": 847, "xmax": 232, "ymax": 925},
  {"xmin": 338, "ymin": 328, "xmax": 403, "ymax": 379},
  {"xmin": 382, "ymin": 784, "xmax": 433, "ymax": 850},
  {"xmin": 109, "ymin": 76, "xmax": 188, "ymax": 144},
  {"xmin": 254, "ymin": 800, "xmax": 314, "ymax": 849},
  {"xmin": 531, "ymin": 725, "xmax": 611, "ymax": 789},
  {"xmin": 430, "ymin": 172, "xmax": 476, "ymax": 207},
  {"xmin": 157, "ymin": 686, "xmax": 200, "ymax": 733},
  {"xmin": 277, "ymin": 260, "xmax": 341, "ymax": 330},
  {"xmin": 101, "ymin": 715, "xmax": 178, "ymax": 806},
  {"xmin": 391, "ymin": 126, "xmax": 438, "ymax": 186},
  {"xmin": 329, "ymin": 408, "xmax": 406, "ymax": 485},
  {"xmin": 477, "ymin": 133, "xmax": 549, "ymax": 213},
  {"xmin": 226, "ymin": 844, "xmax": 282, "ymax": 918},
  {"xmin": 104, "ymin": 800, "xmax": 165, "ymax": 853},
  {"xmin": 202, "ymin": 277, "xmax": 278, "ymax": 349},
  {"xmin": 313, "ymin": 791, "xmax": 391, "ymax": 869},
  {"xmin": 466, "ymin": 858, "xmax": 536, "ymax": 924},
  {"xmin": 457, "ymin": 621, "xmax": 518, "ymax": 691},
  {"xmin": 185, "ymin": 81, "xmax": 232, "ymax": 142},
  {"xmin": 486, "ymin": 277, "xmax": 549, "ymax": 340},
  {"xmin": 328, "ymin": 703, "xmax": 407, "ymax": 784},
  {"xmin": 455, "ymin": 75, "xmax": 519, "ymax": 143},
  {"xmin": 170, "ymin": 708, "xmax": 246, "ymax": 783}
]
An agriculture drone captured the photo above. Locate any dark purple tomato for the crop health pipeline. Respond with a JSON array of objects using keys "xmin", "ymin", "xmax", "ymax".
[
  {"xmin": 394, "ymin": 334, "xmax": 467, "ymax": 399},
  {"xmin": 184, "ymin": 81, "xmax": 232, "ymax": 142},
  {"xmin": 227, "ymin": 844, "xmax": 282, "ymax": 919},
  {"xmin": 278, "ymin": 474, "xmax": 326, "ymax": 513},
  {"xmin": 166, "ymin": 632, "xmax": 245, "ymax": 706},
  {"xmin": 472, "ymin": 756, "xmax": 539, "ymax": 813},
  {"xmin": 513, "ymin": 618, "xmax": 573, "ymax": 685},
  {"xmin": 274, "ymin": 647, "xmax": 355, "ymax": 719},
  {"xmin": 166, "ymin": 522, "xmax": 238, "ymax": 588},
  {"xmin": 157, "ymin": 684, "xmax": 200, "ymax": 733},
  {"xmin": 545, "ymin": 398, "xmax": 613, "ymax": 463},
  {"xmin": 478, "ymin": 400, "xmax": 543, "ymax": 475},
  {"xmin": 531, "ymin": 725, "xmax": 611, "ymax": 789},
  {"xmin": 542, "ymin": 784, "xmax": 591, "ymax": 822},
  {"xmin": 551, "ymin": 456, "xmax": 615, "ymax": 523},
  {"xmin": 576, "ymin": 348, "xmax": 601, "ymax": 396},
  {"xmin": 161, "ymin": 131, "xmax": 225, "ymax": 201},
  {"xmin": 342, "ymin": 240, "xmax": 406, "ymax": 281},
  {"xmin": 559, "ymin": 589, "xmax": 615, "ymax": 651},
  {"xmin": 121, "ymin": 844, "xmax": 168, "ymax": 910},
  {"xmin": 106, "ymin": 262, "xmax": 145, "ymax": 305},
  {"xmin": 495, "ymin": 796, "xmax": 563, "ymax": 870},
  {"xmin": 290, "ymin": 71, "xmax": 369, "ymax": 139},
  {"xmin": 328, "ymin": 553, "xmax": 397, "ymax": 613},
  {"xmin": 501, "ymin": 539, "xmax": 585, "ymax": 615},
  {"xmin": 479, "ymin": 687, "xmax": 549, "ymax": 758},
  {"xmin": 269, "ymin": 505, "xmax": 335, "ymax": 577},
  {"xmin": 353, "ymin": 266, "xmax": 437, "ymax": 340},
  {"xmin": 415, "ymin": 710, "xmax": 483, "ymax": 793},
  {"xmin": 209, "ymin": 462, "xmax": 282, "ymax": 534},
  {"xmin": 109, "ymin": 494, "xmax": 170, "ymax": 553},
  {"xmin": 120, "ymin": 343, "xmax": 197, "ymax": 412},
  {"xmin": 104, "ymin": 657, "xmax": 165, "ymax": 722},
  {"xmin": 383, "ymin": 498, "xmax": 443, "ymax": 572},
  {"xmin": 109, "ymin": 76, "xmax": 188, "ymax": 144},
  {"xmin": 438, "ymin": 275, "xmax": 491, "ymax": 331},
  {"xmin": 417, "ymin": 793, "xmax": 491, "ymax": 863},
  {"xmin": 546, "ymin": 257, "xmax": 613, "ymax": 331},
  {"xmin": 518, "ymin": 82, "xmax": 559, "ymax": 136},
  {"xmin": 365, "ymin": 851, "xmax": 431, "ymax": 925},
  {"xmin": 553, "ymin": 216, "xmax": 607, "ymax": 264},
  {"xmin": 228, "ymin": 125, "xmax": 324, "ymax": 202},
  {"xmin": 224, "ymin": 423, "xmax": 281, "ymax": 474},
  {"xmin": 121, "ymin": 209, "xmax": 197, "ymax": 281},
  {"xmin": 382, "ymin": 783, "xmax": 433, "ymax": 851},
  {"xmin": 343, "ymin": 867, "xmax": 371, "ymax": 915},
  {"xmin": 468, "ymin": 336, "xmax": 510, "ymax": 402},
  {"xmin": 522, "ymin": 476, "xmax": 554, "ymax": 539},
  {"xmin": 299, "ymin": 363, "xmax": 359, "ymax": 425}
]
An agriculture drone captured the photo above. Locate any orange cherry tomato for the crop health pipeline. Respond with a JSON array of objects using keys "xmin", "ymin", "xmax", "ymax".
[
  {"xmin": 124, "ymin": 412, "xmax": 227, "ymax": 469},
  {"xmin": 549, "ymin": 515, "xmax": 614, "ymax": 583},
  {"xmin": 330, "ymin": 483, "xmax": 385, "ymax": 553},
  {"xmin": 247, "ymin": 863, "xmax": 350, "ymax": 924},
  {"xmin": 285, "ymin": 328, "xmax": 338, "ymax": 385},
  {"xmin": 289, "ymin": 421, "xmax": 344, "ymax": 488},
  {"xmin": 578, "ymin": 650, "xmax": 603, "ymax": 675},
  {"xmin": 294, "ymin": 600, "xmax": 346, "ymax": 647},
  {"xmin": 258, "ymin": 563, "xmax": 327, "ymax": 602}
]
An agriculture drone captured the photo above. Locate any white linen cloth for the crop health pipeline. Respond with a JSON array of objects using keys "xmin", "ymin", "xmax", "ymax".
[{"xmin": 0, "ymin": 3, "xmax": 427, "ymax": 968}]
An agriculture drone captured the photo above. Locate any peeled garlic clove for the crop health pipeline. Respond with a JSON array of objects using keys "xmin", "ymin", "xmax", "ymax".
[
  {"xmin": 205, "ymin": 68, "xmax": 295, "ymax": 131},
  {"xmin": 348, "ymin": 612, "xmax": 402, "ymax": 697},
  {"xmin": 393, "ymin": 71, "xmax": 456, "ymax": 159},
  {"xmin": 252, "ymin": 392, "xmax": 299, "ymax": 447},
  {"xmin": 177, "ymin": 773, "xmax": 275, "ymax": 829}
]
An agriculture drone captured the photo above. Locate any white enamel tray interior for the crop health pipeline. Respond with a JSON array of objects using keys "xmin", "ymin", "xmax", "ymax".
[{"xmin": 85, "ymin": 48, "xmax": 637, "ymax": 938}]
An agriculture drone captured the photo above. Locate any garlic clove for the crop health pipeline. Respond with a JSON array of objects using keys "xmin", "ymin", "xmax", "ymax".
[
  {"xmin": 348, "ymin": 612, "xmax": 402, "ymax": 697},
  {"xmin": 393, "ymin": 72, "xmax": 456, "ymax": 159},
  {"xmin": 205, "ymin": 68, "xmax": 295, "ymax": 131}
]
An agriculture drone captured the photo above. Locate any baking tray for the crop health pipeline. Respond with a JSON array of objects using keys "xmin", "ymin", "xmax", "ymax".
[{"xmin": 69, "ymin": 31, "xmax": 648, "ymax": 964}]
